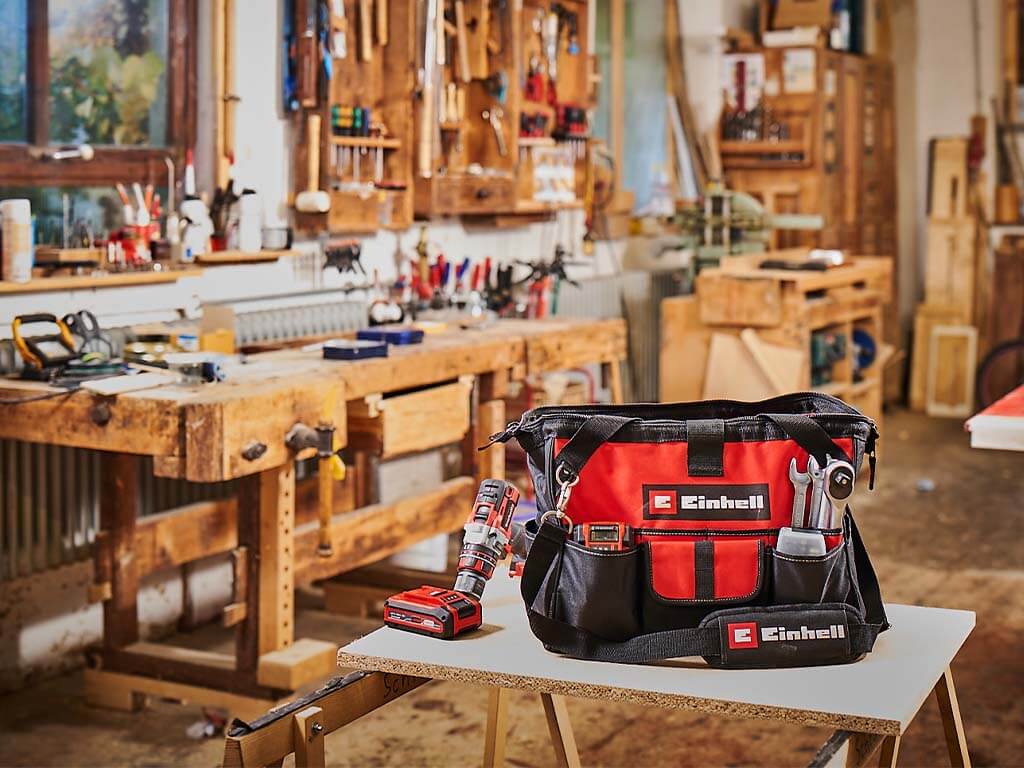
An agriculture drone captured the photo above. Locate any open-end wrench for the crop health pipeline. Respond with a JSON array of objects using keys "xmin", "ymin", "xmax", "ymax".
[
  {"xmin": 787, "ymin": 457, "xmax": 811, "ymax": 528},
  {"xmin": 807, "ymin": 455, "xmax": 826, "ymax": 529}
]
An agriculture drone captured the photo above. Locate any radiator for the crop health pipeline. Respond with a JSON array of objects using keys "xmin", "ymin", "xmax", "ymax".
[
  {"xmin": 554, "ymin": 269, "xmax": 690, "ymax": 402},
  {"xmin": 0, "ymin": 441, "xmax": 236, "ymax": 582}
]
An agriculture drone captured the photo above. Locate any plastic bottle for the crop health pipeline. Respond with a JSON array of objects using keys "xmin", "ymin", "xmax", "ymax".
[{"xmin": 1, "ymin": 199, "xmax": 33, "ymax": 283}]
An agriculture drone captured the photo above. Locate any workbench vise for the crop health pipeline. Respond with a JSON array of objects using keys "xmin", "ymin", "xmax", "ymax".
[{"xmin": 286, "ymin": 422, "xmax": 346, "ymax": 557}]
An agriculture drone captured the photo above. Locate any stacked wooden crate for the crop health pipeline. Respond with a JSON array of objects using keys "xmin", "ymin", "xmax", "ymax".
[
  {"xmin": 908, "ymin": 138, "xmax": 980, "ymax": 416},
  {"xmin": 660, "ymin": 253, "xmax": 892, "ymax": 426}
]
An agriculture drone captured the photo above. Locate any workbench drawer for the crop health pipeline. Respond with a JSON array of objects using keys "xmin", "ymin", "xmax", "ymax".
[
  {"xmin": 429, "ymin": 175, "xmax": 516, "ymax": 215},
  {"xmin": 346, "ymin": 376, "xmax": 474, "ymax": 458}
]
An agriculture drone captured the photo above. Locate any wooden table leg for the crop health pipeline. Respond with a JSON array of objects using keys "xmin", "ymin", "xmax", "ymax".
[
  {"xmin": 99, "ymin": 452, "xmax": 140, "ymax": 649},
  {"xmin": 483, "ymin": 687, "xmax": 509, "ymax": 768},
  {"xmin": 877, "ymin": 735, "xmax": 900, "ymax": 768},
  {"xmin": 237, "ymin": 463, "xmax": 296, "ymax": 673},
  {"xmin": 540, "ymin": 693, "xmax": 581, "ymax": 768},
  {"xmin": 934, "ymin": 666, "xmax": 971, "ymax": 767},
  {"xmin": 476, "ymin": 399, "xmax": 506, "ymax": 484},
  {"xmin": 293, "ymin": 705, "xmax": 326, "ymax": 768}
]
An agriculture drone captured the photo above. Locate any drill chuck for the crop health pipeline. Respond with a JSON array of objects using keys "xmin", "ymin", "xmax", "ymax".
[{"xmin": 453, "ymin": 571, "xmax": 487, "ymax": 601}]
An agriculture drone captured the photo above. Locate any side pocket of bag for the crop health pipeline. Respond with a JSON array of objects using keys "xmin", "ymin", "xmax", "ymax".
[
  {"xmin": 552, "ymin": 542, "xmax": 643, "ymax": 642},
  {"xmin": 771, "ymin": 542, "xmax": 852, "ymax": 605}
]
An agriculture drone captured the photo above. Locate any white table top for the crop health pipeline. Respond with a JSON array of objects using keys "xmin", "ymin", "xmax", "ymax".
[{"xmin": 338, "ymin": 573, "xmax": 974, "ymax": 736}]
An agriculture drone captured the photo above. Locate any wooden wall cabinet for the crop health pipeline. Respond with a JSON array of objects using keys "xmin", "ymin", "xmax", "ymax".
[
  {"xmin": 294, "ymin": 0, "xmax": 416, "ymax": 235},
  {"xmin": 721, "ymin": 47, "xmax": 897, "ymax": 261}
]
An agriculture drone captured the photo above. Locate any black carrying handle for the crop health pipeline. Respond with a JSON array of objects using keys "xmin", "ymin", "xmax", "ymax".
[
  {"xmin": 520, "ymin": 518, "xmax": 887, "ymax": 664},
  {"xmin": 552, "ymin": 412, "xmax": 853, "ymax": 489}
]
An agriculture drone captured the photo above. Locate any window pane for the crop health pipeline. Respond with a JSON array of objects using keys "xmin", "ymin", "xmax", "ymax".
[
  {"xmin": 0, "ymin": 185, "xmax": 165, "ymax": 246},
  {"xmin": 48, "ymin": 0, "xmax": 169, "ymax": 147},
  {"xmin": 0, "ymin": 0, "xmax": 27, "ymax": 143}
]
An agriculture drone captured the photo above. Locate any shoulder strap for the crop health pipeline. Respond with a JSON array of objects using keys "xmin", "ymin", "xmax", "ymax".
[{"xmin": 845, "ymin": 509, "xmax": 889, "ymax": 630}]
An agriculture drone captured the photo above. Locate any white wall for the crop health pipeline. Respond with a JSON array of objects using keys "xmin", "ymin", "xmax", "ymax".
[{"xmin": 912, "ymin": 0, "xmax": 998, "ymax": 301}]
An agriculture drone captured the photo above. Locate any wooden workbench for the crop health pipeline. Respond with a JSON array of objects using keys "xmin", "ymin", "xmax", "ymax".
[{"xmin": 0, "ymin": 318, "xmax": 626, "ymax": 717}]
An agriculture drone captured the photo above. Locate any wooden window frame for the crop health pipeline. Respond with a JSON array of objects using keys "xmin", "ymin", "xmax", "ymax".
[{"xmin": 0, "ymin": 0, "xmax": 198, "ymax": 188}]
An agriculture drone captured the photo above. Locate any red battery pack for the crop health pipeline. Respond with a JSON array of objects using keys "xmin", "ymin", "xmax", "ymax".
[{"xmin": 383, "ymin": 586, "xmax": 482, "ymax": 639}]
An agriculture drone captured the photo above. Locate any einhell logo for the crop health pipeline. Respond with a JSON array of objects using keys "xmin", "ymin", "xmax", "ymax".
[
  {"xmin": 642, "ymin": 483, "xmax": 771, "ymax": 521},
  {"xmin": 727, "ymin": 621, "xmax": 846, "ymax": 650},
  {"xmin": 727, "ymin": 621, "xmax": 759, "ymax": 649}
]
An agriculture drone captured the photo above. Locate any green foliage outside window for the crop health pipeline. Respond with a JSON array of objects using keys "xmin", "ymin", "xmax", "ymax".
[
  {"xmin": 48, "ymin": 0, "xmax": 168, "ymax": 146},
  {"xmin": 0, "ymin": 0, "xmax": 27, "ymax": 142}
]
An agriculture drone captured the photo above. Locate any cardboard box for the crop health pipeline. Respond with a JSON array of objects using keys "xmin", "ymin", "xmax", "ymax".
[{"xmin": 772, "ymin": 0, "xmax": 832, "ymax": 30}]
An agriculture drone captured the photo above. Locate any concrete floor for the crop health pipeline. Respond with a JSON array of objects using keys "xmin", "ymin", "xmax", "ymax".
[{"xmin": 0, "ymin": 409, "xmax": 1021, "ymax": 767}]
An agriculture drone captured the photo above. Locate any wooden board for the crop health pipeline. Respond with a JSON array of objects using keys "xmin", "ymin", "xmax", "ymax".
[
  {"xmin": 84, "ymin": 667, "xmax": 278, "ymax": 722},
  {"xmin": 740, "ymin": 328, "xmax": 806, "ymax": 393},
  {"xmin": 294, "ymin": 476, "xmax": 475, "ymax": 585},
  {"xmin": 928, "ymin": 138, "xmax": 969, "ymax": 218},
  {"xmin": 195, "ymin": 250, "xmax": 297, "ymax": 264},
  {"xmin": 338, "ymin": 573, "xmax": 975, "ymax": 737},
  {"xmin": 257, "ymin": 638, "xmax": 339, "ymax": 690},
  {"xmin": 660, "ymin": 296, "xmax": 711, "ymax": 402},
  {"xmin": 924, "ymin": 219, "xmax": 976, "ymax": 322},
  {"xmin": 347, "ymin": 377, "xmax": 473, "ymax": 458},
  {"xmin": 0, "ymin": 269, "xmax": 202, "ymax": 294},
  {"xmin": 702, "ymin": 333, "xmax": 776, "ymax": 400},
  {"xmin": 696, "ymin": 275, "xmax": 784, "ymax": 328},
  {"xmin": 222, "ymin": 671, "xmax": 427, "ymax": 768},
  {"xmin": 909, "ymin": 304, "xmax": 963, "ymax": 412},
  {"xmin": 926, "ymin": 325, "xmax": 978, "ymax": 418}
]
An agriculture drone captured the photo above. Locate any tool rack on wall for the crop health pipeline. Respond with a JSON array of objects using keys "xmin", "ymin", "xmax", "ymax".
[
  {"xmin": 293, "ymin": 0, "xmax": 416, "ymax": 234},
  {"xmin": 413, "ymin": 0, "xmax": 593, "ymax": 217},
  {"xmin": 413, "ymin": 0, "xmax": 523, "ymax": 216},
  {"xmin": 514, "ymin": 0, "xmax": 592, "ymax": 211},
  {"xmin": 292, "ymin": 0, "xmax": 594, "ymax": 226}
]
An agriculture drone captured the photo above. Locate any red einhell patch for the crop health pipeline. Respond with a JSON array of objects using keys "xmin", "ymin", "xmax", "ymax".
[{"xmin": 643, "ymin": 483, "xmax": 771, "ymax": 521}]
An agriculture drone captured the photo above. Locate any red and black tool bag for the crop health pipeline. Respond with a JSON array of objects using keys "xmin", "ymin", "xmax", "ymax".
[{"xmin": 492, "ymin": 393, "xmax": 888, "ymax": 668}]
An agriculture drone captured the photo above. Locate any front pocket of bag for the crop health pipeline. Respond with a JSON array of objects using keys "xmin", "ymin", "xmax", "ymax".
[
  {"xmin": 552, "ymin": 542, "xmax": 642, "ymax": 642},
  {"xmin": 771, "ymin": 544, "xmax": 852, "ymax": 605},
  {"xmin": 644, "ymin": 538, "xmax": 766, "ymax": 604}
]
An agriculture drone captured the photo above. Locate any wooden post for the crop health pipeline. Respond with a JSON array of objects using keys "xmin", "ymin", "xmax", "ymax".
[
  {"xmin": 476, "ymin": 399, "xmax": 506, "ymax": 483},
  {"xmin": 482, "ymin": 687, "xmax": 509, "ymax": 768},
  {"xmin": 293, "ymin": 705, "xmax": 327, "ymax": 768},
  {"xmin": 876, "ymin": 735, "xmax": 900, "ymax": 768},
  {"xmin": 934, "ymin": 667, "xmax": 971, "ymax": 768},
  {"xmin": 540, "ymin": 693, "xmax": 581, "ymax": 768},
  {"xmin": 237, "ymin": 463, "xmax": 296, "ymax": 672},
  {"xmin": 603, "ymin": 360, "xmax": 624, "ymax": 404},
  {"xmin": 610, "ymin": 0, "xmax": 625, "ymax": 194},
  {"xmin": 99, "ymin": 453, "xmax": 139, "ymax": 649}
]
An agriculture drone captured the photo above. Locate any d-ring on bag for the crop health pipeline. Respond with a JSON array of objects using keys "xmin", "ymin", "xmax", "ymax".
[{"xmin": 489, "ymin": 393, "xmax": 888, "ymax": 669}]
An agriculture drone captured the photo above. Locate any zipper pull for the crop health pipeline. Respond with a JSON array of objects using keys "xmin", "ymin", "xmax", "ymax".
[
  {"xmin": 866, "ymin": 429, "xmax": 878, "ymax": 490},
  {"xmin": 479, "ymin": 419, "xmax": 522, "ymax": 450}
]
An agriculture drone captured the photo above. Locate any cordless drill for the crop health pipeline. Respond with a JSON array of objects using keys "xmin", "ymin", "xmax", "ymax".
[{"xmin": 383, "ymin": 479, "xmax": 520, "ymax": 639}]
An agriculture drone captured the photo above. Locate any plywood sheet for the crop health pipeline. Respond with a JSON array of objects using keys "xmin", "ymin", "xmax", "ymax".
[
  {"xmin": 702, "ymin": 333, "xmax": 776, "ymax": 400},
  {"xmin": 338, "ymin": 571, "xmax": 975, "ymax": 736}
]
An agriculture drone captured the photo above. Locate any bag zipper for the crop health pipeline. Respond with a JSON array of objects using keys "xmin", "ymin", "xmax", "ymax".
[
  {"xmin": 485, "ymin": 393, "xmax": 874, "ymax": 447},
  {"xmin": 636, "ymin": 527, "xmax": 842, "ymax": 538}
]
